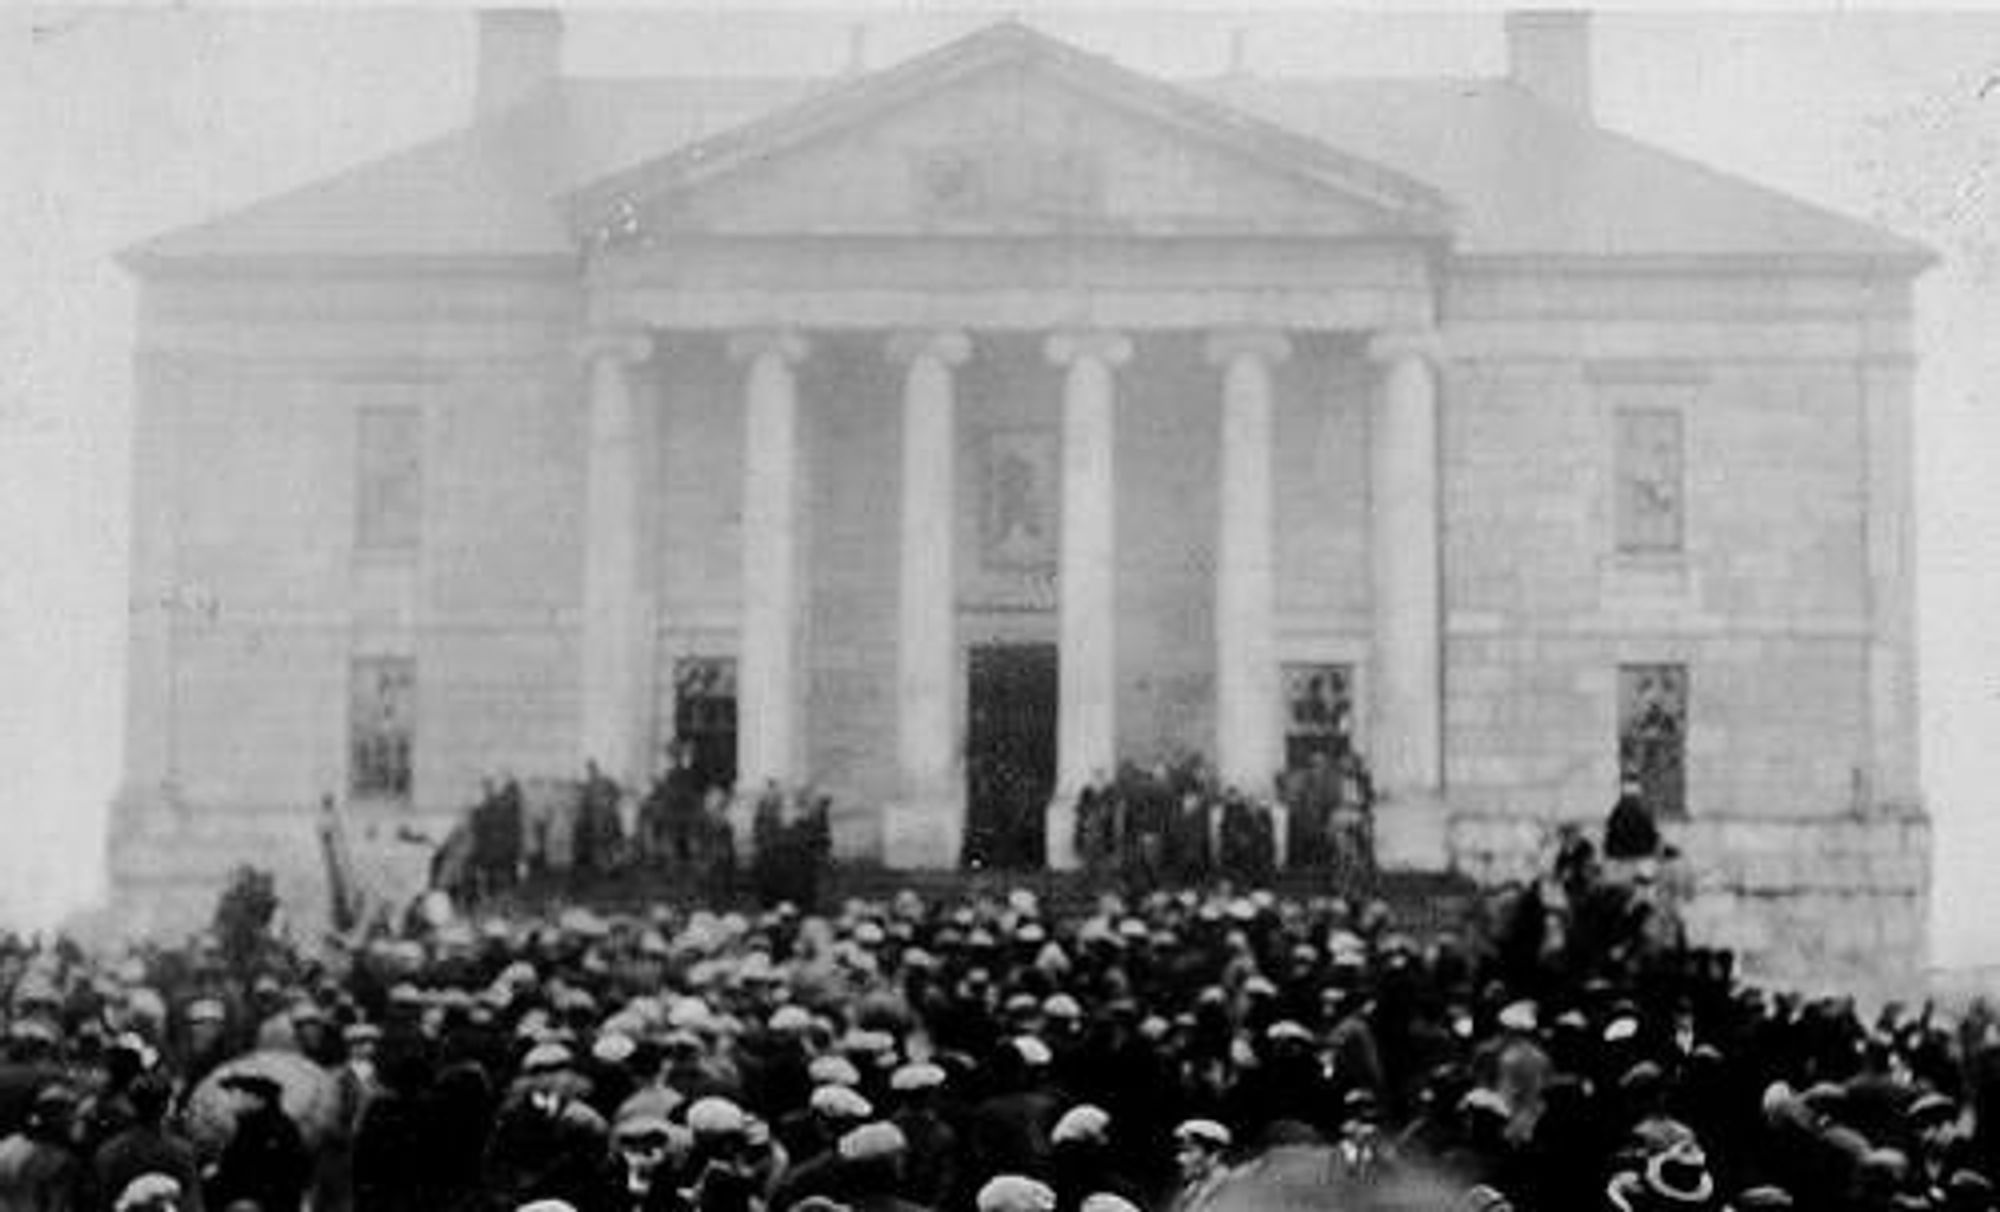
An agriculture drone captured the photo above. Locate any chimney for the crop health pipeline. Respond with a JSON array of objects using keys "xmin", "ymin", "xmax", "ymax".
[
  {"xmin": 846, "ymin": 24, "xmax": 869, "ymax": 76},
  {"xmin": 1505, "ymin": 10, "xmax": 1592, "ymax": 121},
  {"xmin": 475, "ymin": 9, "xmax": 562, "ymax": 116}
]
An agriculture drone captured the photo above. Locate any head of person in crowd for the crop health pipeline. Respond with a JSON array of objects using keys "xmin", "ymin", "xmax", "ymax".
[
  {"xmin": 1174, "ymin": 1119, "xmax": 1232, "ymax": 1185},
  {"xmin": 184, "ymin": 997, "xmax": 227, "ymax": 1053},
  {"xmin": 113, "ymin": 1173, "xmax": 183, "ymax": 1212},
  {"xmin": 220, "ymin": 1072, "xmax": 286, "ymax": 1123},
  {"xmin": 22, "ymin": 1080, "xmax": 76, "ymax": 1142},
  {"xmin": 1608, "ymin": 1140, "xmax": 1720, "ymax": 1212},
  {"xmin": 611, "ymin": 1098, "xmax": 687, "ymax": 1200},
  {"xmin": 979, "ymin": 1175, "xmax": 1058, "ymax": 1212},
  {"xmin": 126, "ymin": 1071, "xmax": 173, "ymax": 1128},
  {"xmin": 838, "ymin": 1120, "xmax": 908, "ymax": 1195}
]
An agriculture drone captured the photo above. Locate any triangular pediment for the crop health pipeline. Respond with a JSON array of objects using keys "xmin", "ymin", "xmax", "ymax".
[{"xmin": 571, "ymin": 22, "xmax": 1453, "ymax": 245}]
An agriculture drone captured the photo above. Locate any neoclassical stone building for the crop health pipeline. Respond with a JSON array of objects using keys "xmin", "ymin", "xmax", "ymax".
[{"xmin": 116, "ymin": 12, "xmax": 1929, "ymax": 985}]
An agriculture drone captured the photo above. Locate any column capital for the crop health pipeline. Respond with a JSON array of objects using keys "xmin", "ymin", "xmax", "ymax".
[
  {"xmin": 574, "ymin": 328, "xmax": 654, "ymax": 366},
  {"xmin": 1365, "ymin": 327, "xmax": 1444, "ymax": 365},
  {"xmin": 1204, "ymin": 328, "xmax": 1292, "ymax": 368},
  {"xmin": 727, "ymin": 328, "xmax": 811, "ymax": 366},
  {"xmin": 1045, "ymin": 329, "xmax": 1133, "ymax": 369},
  {"xmin": 886, "ymin": 329, "xmax": 972, "ymax": 368}
]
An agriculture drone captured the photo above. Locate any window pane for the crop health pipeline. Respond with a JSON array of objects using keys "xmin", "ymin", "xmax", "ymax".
[
  {"xmin": 1614, "ymin": 407, "xmax": 1684, "ymax": 553},
  {"xmin": 350, "ymin": 656, "xmax": 414, "ymax": 801},
  {"xmin": 356, "ymin": 408, "xmax": 422, "ymax": 552},
  {"xmin": 1618, "ymin": 663, "xmax": 1688, "ymax": 817}
]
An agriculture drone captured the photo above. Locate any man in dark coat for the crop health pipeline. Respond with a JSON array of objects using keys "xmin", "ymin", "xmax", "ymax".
[
  {"xmin": 840, "ymin": 1122, "xmax": 933, "ymax": 1212},
  {"xmin": 0, "ymin": 1082, "xmax": 81, "ymax": 1212},
  {"xmin": 966, "ymin": 1041, "xmax": 1060, "ymax": 1186},
  {"xmin": 206, "ymin": 1075, "xmax": 309, "ymax": 1212},
  {"xmin": 887, "ymin": 1064, "xmax": 958, "ymax": 1211},
  {"xmin": 1604, "ymin": 774, "xmax": 1662, "ymax": 861},
  {"xmin": 92, "ymin": 1075, "xmax": 203, "ymax": 1212}
]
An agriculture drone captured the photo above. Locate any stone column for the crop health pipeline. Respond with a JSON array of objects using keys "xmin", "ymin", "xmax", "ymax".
[
  {"xmin": 1208, "ymin": 330, "xmax": 1290, "ymax": 795},
  {"xmin": 731, "ymin": 329, "xmax": 810, "ymax": 793},
  {"xmin": 577, "ymin": 329, "xmax": 654, "ymax": 786},
  {"xmin": 885, "ymin": 329, "xmax": 972, "ymax": 867},
  {"xmin": 1046, "ymin": 330, "xmax": 1132, "ymax": 870},
  {"xmin": 1366, "ymin": 329, "xmax": 1444, "ymax": 803},
  {"xmin": 1209, "ymin": 330, "xmax": 1291, "ymax": 869}
]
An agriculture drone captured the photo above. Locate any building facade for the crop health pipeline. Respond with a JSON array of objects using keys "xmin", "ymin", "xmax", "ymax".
[{"xmin": 115, "ymin": 13, "xmax": 1930, "ymax": 987}]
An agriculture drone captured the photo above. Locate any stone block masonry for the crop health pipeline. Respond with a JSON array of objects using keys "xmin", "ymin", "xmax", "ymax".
[{"xmin": 1445, "ymin": 805, "xmax": 1930, "ymax": 996}]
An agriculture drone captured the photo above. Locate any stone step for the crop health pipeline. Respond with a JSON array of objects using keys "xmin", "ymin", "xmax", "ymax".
[{"xmin": 476, "ymin": 863, "xmax": 1480, "ymax": 937}]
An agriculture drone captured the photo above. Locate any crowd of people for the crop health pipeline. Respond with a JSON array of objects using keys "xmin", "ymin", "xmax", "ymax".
[
  {"xmin": 1, "ymin": 816, "xmax": 1994, "ymax": 1212},
  {"xmin": 433, "ymin": 746, "xmax": 1376, "ymax": 912},
  {"xmin": 1073, "ymin": 751, "xmax": 1375, "ymax": 887}
]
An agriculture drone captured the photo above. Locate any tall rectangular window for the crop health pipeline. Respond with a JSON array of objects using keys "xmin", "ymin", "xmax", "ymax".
[
  {"xmin": 350, "ymin": 656, "xmax": 415, "ymax": 801},
  {"xmin": 1618, "ymin": 663, "xmax": 1688, "ymax": 818},
  {"xmin": 672, "ymin": 657, "xmax": 738, "ymax": 795},
  {"xmin": 1282, "ymin": 663, "xmax": 1356, "ymax": 772},
  {"xmin": 1614, "ymin": 407, "xmax": 1685, "ymax": 554},
  {"xmin": 356, "ymin": 408, "xmax": 422, "ymax": 553}
]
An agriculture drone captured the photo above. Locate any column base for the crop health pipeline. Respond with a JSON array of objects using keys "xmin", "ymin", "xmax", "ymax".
[
  {"xmin": 1046, "ymin": 795, "xmax": 1080, "ymax": 872},
  {"xmin": 1269, "ymin": 802, "xmax": 1291, "ymax": 871},
  {"xmin": 1373, "ymin": 789, "xmax": 1451, "ymax": 871},
  {"xmin": 881, "ymin": 787, "xmax": 965, "ymax": 869}
]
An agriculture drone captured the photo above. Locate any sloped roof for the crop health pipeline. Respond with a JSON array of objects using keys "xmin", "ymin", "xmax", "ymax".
[{"xmin": 125, "ymin": 23, "xmax": 1930, "ymax": 271}]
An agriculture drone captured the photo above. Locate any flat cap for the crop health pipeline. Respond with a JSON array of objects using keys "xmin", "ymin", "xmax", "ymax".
[
  {"xmin": 686, "ymin": 1096, "xmax": 747, "ymax": 1137},
  {"xmin": 1174, "ymin": 1119, "xmax": 1232, "ymax": 1148},
  {"xmin": 838, "ymin": 1120, "xmax": 908, "ymax": 1162},
  {"xmin": 810, "ymin": 1084, "xmax": 873, "ymax": 1121},
  {"xmin": 1052, "ymin": 1104, "xmax": 1111, "ymax": 1145},
  {"xmin": 890, "ymin": 1062, "xmax": 947, "ymax": 1093},
  {"xmin": 978, "ymin": 1176, "xmax": 1057, "ymax": 1212}
]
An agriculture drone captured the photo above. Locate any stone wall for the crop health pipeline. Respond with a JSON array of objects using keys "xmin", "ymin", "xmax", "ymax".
[{"xmin": 1446, "ymin": 805, "xmax": 1931, "ymax": 995}]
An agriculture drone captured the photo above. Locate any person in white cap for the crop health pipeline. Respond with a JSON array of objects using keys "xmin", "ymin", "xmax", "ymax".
[
  {"xmin": 112, "ymin": 1172, "xmax": 182, "ymax": 1212},
  {"xmin": 770, "ymin": 1085, "xmax": 875, "ymax": 1211},
  {"xmin": 1169, "ymin": 1120, "xmax": 1234, "ymax": 1212},
  {"xmin": 482, "ymin": 1053, "xmax": 610, "ymax": 1212},
  {"xmin": 836, "ymin": 1122, "xmax": 927, "ymax": 1212},
  {"xmin": 1050, "ymin": 1104, "xmax": 1143, "ymax": 1212},
  {"xmin": 887, "ymin": 1063, "xmax": 958, "ymax": 1210},
  {"xmin": 774, "ymin": 1083, "xmax": 872, "ymax": 1173},
  {"xmin": 608, "ymin": 1100, "xmax": 690, "ymax": 1212},
  {"xmin": 968, "ymin": 1039, "xmax": 1063, "ymax": 1180},
  {"xmin": 977, "ymin": 1175, "xmax": 1057, "ymax": 1212}
]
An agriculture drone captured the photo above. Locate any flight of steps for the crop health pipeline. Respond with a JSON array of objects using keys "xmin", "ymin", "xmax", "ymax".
[{"xmin": 489, "ymin": 864, "xmax": 1481, "ymax": 939}]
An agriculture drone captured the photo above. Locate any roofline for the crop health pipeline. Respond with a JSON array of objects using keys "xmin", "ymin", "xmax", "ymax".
[
  {"xmin": 1452, "ymin": 250, "xmax": 1937, "ymax": 278},
  {"xmin": 118, "ymin": 251, "xmax": 581, "ymax": 282},
  {"xmin": 119, "ymin": 245, "xmax": 1928, "ymax": 283}
]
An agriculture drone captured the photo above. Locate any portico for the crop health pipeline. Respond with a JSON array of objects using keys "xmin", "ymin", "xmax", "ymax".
[
  {"xmin": 555, "ymin": 22, "xmax": 1461, "ymax": 869},
  {"xmin": 573, "ymin": 305, "xmax": 1444, "ymax": 868}
]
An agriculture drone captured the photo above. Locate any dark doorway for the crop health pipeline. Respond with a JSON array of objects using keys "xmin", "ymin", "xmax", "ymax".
[
  {"xmin": 963, "ymin": 642, "xmax": 1057, "ymax": 870},
  {"xmin": 672, "ymin": 657, "xmax": 738, "ymax": 796}
]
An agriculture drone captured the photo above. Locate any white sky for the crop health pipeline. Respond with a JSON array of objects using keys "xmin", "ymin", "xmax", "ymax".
[{"xmin": 4, "ymin": 3, "xmax": 1999, "ymax": 968}]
